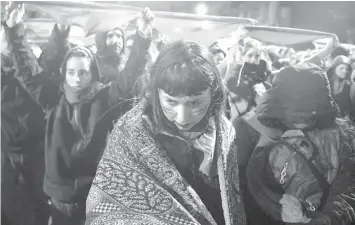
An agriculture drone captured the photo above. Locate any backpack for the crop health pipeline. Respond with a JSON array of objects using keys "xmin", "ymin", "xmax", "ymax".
[{"xmin": 244, "ymin": 114, "xmax": 331, "ymax": 221}]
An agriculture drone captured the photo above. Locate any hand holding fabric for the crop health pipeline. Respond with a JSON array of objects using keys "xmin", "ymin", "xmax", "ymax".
[
  {"xmin": 330, "ymin": 35, "xmax": 340, "ymax": 50},
  {"xmin": 56, "ymin": 23, "xmax": 70, "ymax": 32},
  {"xmin": 5, "ymin": 3, "xmax": 25, "ymax": 28},
  {"xmin": 137, "ymin": 7, "xmax": 155, "ymax": 37}
]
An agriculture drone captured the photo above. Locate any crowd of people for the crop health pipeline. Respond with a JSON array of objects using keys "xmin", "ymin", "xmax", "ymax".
[{"xmin": 1, "ymin": 3, "xmax": 355, "ymax": 225}]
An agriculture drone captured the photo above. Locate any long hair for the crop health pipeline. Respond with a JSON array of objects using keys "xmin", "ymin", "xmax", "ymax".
[
  {"xmin": 327, "ymin": 55, "xmax": 352, "ymax": 83},
  {"xmin": 135, "ymin": 40, "xmax": 226, "ymax": 128}
]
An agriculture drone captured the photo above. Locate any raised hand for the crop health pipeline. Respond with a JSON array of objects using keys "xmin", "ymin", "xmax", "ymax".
[
  {"xmin": 6, "ymin": 3, "xmax": 25, "ymax": 28},
  {"xmin": 137, "ymin": 7, "xmax": 155, "ymax": 37},
  {"xmin": 331, "ymin": 35, "xmax": 340, "ymax": 49},
  {"xmin": 56, "ymin": 23, "xmax": 70, "ymax": 32}
]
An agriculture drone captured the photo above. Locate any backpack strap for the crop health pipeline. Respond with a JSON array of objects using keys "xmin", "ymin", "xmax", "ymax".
[
  {"xmin": 283, "ymin": 140, "xmax": 329, "ymax": 213},
  {"xmin": 245, "ymin": 114, "xmax": 328, "ymax": 185},
  {"xmin": 284, "ymin": 141, "xmax": 328, "ymax": 188},
  {"xmin": 245, "ymin": 114, "xmax": 329, "ymax": 212}
]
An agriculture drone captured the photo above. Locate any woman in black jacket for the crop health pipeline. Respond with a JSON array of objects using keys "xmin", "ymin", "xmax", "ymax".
[{"xmin": 5, "ymin": 4, "xmax": 154, "ymax": 225}]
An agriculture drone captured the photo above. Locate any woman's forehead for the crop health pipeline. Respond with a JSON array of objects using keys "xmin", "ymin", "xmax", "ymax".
[
  {"xmin": 159, "ymin": 88, "xmax": 210, "ymax": 101},
  {"xmin": 66, "ymin": 57, "xmax": 91, "ymax": 70}
]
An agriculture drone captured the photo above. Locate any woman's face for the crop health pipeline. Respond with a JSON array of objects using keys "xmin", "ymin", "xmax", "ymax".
[
  {"xmin": 334, "ymin": 64, "xmax": 349, "ymax": 79},
  {"xmin": 244, "ymin": 48, "xmax": 261, "ymax": 65},
  {"xmin": 158, "ymin": 89, "xmax": 212, "ymax": 131},
  {"xmin": 65, "ymin": 57, "xmax": 93, "ymax": 89}
]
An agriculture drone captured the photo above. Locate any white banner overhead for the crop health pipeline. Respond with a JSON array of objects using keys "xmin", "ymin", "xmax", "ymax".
[
  {"xmin": 244, "ymin": 25, "xmax": 337, "ymax": 46},
  {"xmin": 25, "ymin": 1, "xmax": 257, "ymax": 47}
]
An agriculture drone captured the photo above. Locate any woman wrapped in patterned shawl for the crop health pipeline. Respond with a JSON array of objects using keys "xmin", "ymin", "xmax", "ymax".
[{"xmin": 86, "ymin": 41, "xmax": 246, "ymax": 225}]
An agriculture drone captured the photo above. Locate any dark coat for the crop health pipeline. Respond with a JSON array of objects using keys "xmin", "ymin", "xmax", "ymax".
[
  {"xmin": 1, "ymin": 19, "xmax": 47, "ymax": 155},
  {"xmin": 6, "ymin": 22, "xmax": 151, "ymax": 202},
  {"xmin": 1, "ymin": 54, "xmax": 45, "ymax": 154}
]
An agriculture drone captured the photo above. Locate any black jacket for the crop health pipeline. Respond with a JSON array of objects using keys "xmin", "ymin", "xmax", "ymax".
[
  {"xmin": 1, "ymin": 49, "xmax": 45, "ymax": 154},
  {"xmin": 6, "ymin": 22, "xmax": 151, "ymax": 202}
]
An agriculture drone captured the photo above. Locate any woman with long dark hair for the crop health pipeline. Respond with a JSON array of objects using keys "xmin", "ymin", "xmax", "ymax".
[
  {"xmin": 327, "ymin": 55, "xmax": 355, "ymax": 120},
  {"xmin": 86, "ymin": 40, "xmax": 246, "ymax": 225}
]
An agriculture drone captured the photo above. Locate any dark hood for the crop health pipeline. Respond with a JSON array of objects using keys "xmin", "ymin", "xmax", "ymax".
[
  {"xmin": 95, "ymin": 27, "xmax": 126, "ymax": 59},
  {"xmin": 60, "ymin": 45, "xmax": 101, "ymax": 83},
  {"xmin": 255, "ymin": 63, "xmax": 338, "ymax": 129}
]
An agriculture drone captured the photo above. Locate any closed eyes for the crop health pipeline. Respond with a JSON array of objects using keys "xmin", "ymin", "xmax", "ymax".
[{"xmin": 165, "ymin": 98, "xmax": 202, "ymax": 107}]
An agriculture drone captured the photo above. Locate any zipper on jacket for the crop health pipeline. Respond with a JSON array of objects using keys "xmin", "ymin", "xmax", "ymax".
[
  {"xmin": 73, "ymin": 105, "xmax": 82, "ymax": 135},
  {"xmin": 159, "ymin": 132, "xmax": 200, "ymax": 178},
  {"xmin": 72, "ymin": 104, "xmax": 85, "ymax": 154}
]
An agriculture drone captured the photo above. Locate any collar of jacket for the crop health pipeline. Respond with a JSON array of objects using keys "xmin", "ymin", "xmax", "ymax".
[{"xmin": 142, "ymin": 113, "xmax": 217, "ymax": 176}]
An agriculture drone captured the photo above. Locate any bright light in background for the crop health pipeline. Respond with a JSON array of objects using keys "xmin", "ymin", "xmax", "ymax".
[
  {"xmin": 195, "ymin": 3, "xmax": 208, "ymax": 15},
  {"xmin": 200, "ymin": 20, "xmax": 212, "ymax": 30},
  {"xmin": 174, "ymin": 27, "xmax": 182, "ymax": 33}
]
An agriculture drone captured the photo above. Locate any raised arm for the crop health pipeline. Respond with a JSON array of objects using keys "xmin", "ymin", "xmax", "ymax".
[
  {"xmin": 108, "ymin": 8, "xmax": 153, "ymax": 106},
  {"xmin": 38, "ymin": 23, "xmax": 72, "ymax": 84},
  {"xmin": 5, "ymin": 4, "xmax": 60, "ymax": 110},
  {"xmin": 301, "ymin": 36, "xmax": 339, "ymax": 66}
]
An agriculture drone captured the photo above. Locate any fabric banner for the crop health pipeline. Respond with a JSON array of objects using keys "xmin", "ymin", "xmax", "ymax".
[
  {"xmin": 25, "ymin": 1, "xmax": 257, "ymax": 47},
  {"xmin": 244, "ymin": 25, "xmax": 336, "ymax": 46}
]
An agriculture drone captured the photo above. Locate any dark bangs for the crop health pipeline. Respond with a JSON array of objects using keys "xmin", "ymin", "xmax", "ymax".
[
  {"xmin": 154, "ymin": 60, "xmax": 214, "ymax": 97},
  {"xmin": 142, "ymin": 41, "xmax": 226, "ymax": 126}
]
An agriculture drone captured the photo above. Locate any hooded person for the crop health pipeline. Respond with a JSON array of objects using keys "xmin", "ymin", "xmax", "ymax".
[
  {"xmin": 233, "ymin": 62, "xmax": 355, "ymax": 225},
  {"xmin": 95, "ymin": 26, "xmax": 127, "ymax": 84},
  {"xmin": 5, "ymin": 4, "xmax": 154, "ymax": 225},
  {"xmin": 327, "ymin": 55, "xmax": 355, "ymax": 119}
]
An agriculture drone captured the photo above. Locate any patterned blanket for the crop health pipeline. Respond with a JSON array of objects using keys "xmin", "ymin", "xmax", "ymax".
[{"xmin": 86, "ymin": 98, "xmax": 246, "ymax": 225}]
